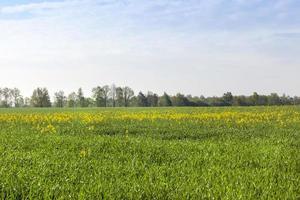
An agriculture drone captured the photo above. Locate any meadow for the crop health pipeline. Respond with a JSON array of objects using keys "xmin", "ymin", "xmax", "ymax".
[{"xmin": 0, "ymin": 107, "xmax": 299, "ymax": 199}]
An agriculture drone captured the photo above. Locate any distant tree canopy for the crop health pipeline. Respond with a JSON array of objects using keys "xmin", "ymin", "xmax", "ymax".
[
  {"xmin": 159, "ymin": 93, "xmax": 172, "ymax": 107},
  {"xmin": 0, "ymin": 86, "xmax": 299, "ymax": 108},
  {"xmin": 54, "ymin": 91, "xmax": 66, "ymax": 108},
  {"xmin": 0, "ymin": 88, "xmax": 23, "ymax": 108},
  {"xmin": 30, "ymin": 88, "xmax": 51, "ymax": 107}
]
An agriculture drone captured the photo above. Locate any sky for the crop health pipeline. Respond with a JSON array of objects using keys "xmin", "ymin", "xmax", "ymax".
[{"xmin": 0, "ymin": 0, "xmax": 299, "ymax": 97}]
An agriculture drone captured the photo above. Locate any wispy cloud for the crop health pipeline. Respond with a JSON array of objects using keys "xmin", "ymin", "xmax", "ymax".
[
  {"xmin": 0, "ymin": 0, "xmax": 299, "ymax": 96},
  {"xmin": 0, "ymin": 1, "xmax": 73, "ymax": 14},
  {"xmin": 0, "ymin": 0, "xmax": 123, "ymax": 15},
  {"xmin": 273, "ymin": 32, "xmax": 300, "ymax": 39}
]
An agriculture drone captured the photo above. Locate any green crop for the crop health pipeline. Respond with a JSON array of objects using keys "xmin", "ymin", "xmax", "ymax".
[{"xmin": 0, "ymin": 107, "xmax": 299, "ymax": 199}]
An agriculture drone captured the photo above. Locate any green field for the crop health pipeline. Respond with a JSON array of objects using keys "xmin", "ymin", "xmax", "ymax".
[{"xmin": 0, "ymin": 107, "xmax": 299, "ymax": 199}]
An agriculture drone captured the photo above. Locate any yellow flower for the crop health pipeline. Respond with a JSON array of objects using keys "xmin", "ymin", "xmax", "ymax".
[
  {"xmin": 80, "ymin": 149, "xmax": 91, "ymax": 158},
  {"xmin": 80, "ymin": 150, "xmax": 87, "ymax": 158}
]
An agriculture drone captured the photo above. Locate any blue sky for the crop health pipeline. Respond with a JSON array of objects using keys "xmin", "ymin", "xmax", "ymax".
[{"xmin": 0, "ymin": 0, "xmax": 299, "ymax": 97}]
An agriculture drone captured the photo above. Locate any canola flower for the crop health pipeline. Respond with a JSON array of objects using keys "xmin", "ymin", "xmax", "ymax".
[
  {"xmin": 79, "ymin": 149, "xmax": 91, "ymax": 158},
  {"xmin": 0, "ymin": 108, "xmax": 299, "ymax": 135},
  {"xmin": 38, "ymin": 124, "xmax": 57, "ymax": 134}
]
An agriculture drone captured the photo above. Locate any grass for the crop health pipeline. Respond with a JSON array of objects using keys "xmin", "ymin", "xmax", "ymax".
[{"xmin": 0, "ymin": 107, "xmax": 299, "ymax": 199}]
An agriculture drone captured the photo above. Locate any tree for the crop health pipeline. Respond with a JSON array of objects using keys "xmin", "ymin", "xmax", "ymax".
[
  {"xmin": 31, "ymin": 88, "xmax": 51, "ymax": 107},
  {"xmin": 42, "ymin": 88, "xmax": 51, "ymax": 107},
  {"xmin": 24, "ymin": 97, "xmax": 31, "ymax": 107},
  {"xmin": 251, "ymin": 92, "xmax": 260, "ymax": 106},
  {"xmin": 172, "ymin": 93, "xmax": 190, "ymax": 106},
  {"xmin": 0, "ymin": 88, "xmax": 2, "ymax": 106},
  {"xmin": 102, "ymin": 85, "xmax": 110, "ymax": 107},
  {"xmin": 129, "ymin": 96, "xmax": 138, "ymax": 107},
  {"xmin": 293, "ymin": 96, "xmax": 300, "ymax": 105},
  {"xmin": 11, "ymin": 88, "xmax": 23, "ymax": 107},
  {"xmin": 222, "ymin": 92, "xmax": 233, "ymax": 106},
  {"xmin": 280, "ymin": 94, "xmax": 293, "ymax": 105},
  {"xmin": 30, "ymin": 88, "xmax": 42, "ymax": 107},
  {"xmin": 123, "ymin": 86, "xmax": 134, "ymax": 107},
  {"xmin": 159, "ymin": 92, "xmax": 172, "ymax": 107},
  {"xmin": 0, "ymin": 84, "xmax": 299, "ymax": 108},
  {"xmin": 67, "ymin": 92, "xmax": 77, "ymax": 107},
  {"xmin": 233, "ymin": 96, "xmax": 249, "ymax": 106},
  {"xmin": 54, "ymin": 91, "xmax": 66, "ymax": 107},
  {"xmin": 92, "ymin": 86, "xmax": 105, "ymax": 107},
  {"xmin": 116, "ymin": 87, "xmax": 124, "ymax": 107},
  {"xmin": 85, "ymin": 97, "xmax": 94, "ymax": 107},
  {"xmin": 137, "ymin": 92, "xmax": 148, "ymax": 107},
  {"xmin": 206, "ymin": 97, "xmax": 225, "ymax": 106},
  {"xmin": 77, "ymin": 88, "xmax": 86, "ymax": 107},
  {"xmin": 110, "ymin": 84, "xmax": 117, "ymax": 107},
  {"xmin": 268, "ymin": 93, "xmax": 281, "ymax": 106},
  {"xmin": 147, "ymin": 92, "xmax": 158, "ymax": 107},
  {"xmin": 187, "ymin": 95, "xmax": 208, "ymax": 106},
  {"xmin": 1, "ymin": 88, "xmax": 13, "ymax": 107}
]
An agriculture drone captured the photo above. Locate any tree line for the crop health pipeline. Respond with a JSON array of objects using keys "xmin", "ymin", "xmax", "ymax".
[{"xmin": 0, "ymin": 86, "xmax": 299, "ymax": 108}]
